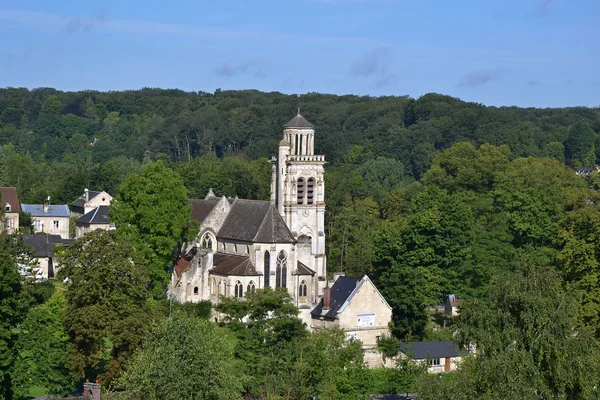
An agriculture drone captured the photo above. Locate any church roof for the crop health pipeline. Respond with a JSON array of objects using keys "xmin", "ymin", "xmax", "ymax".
[
  {"xmin": 217, "ymin": 199, "xmax": 295, "ymax": 243},
  {"xmin": 282, "ymin": 113, "xmax": 314, "ymax": 129},
  {"xmin": 189, "ymin": 197, "xmax": 234, "ymax": 223},
  {"xmin": 211, "ymin": 253, "xmax": 260, "ymax": 276}
]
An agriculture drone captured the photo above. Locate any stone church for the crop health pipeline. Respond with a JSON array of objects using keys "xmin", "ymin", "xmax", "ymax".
[{"xmin": 169, "ymin": 112, "xmax": 328, "ymax": 323}]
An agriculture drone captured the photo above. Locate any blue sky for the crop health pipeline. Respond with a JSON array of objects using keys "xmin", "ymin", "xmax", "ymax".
[{"xmin": 0, "ymin": 0, "xmax": 598, "ymax": 107}]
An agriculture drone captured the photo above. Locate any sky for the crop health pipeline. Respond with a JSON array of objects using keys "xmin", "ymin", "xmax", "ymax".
[{"xmin": 0, "ymin": 0, "xmax": 598, "ymax": 108}]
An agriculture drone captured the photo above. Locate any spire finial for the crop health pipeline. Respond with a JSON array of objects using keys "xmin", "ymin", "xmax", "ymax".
[{"xmin": 297, "ymin": 94, "xmax": 301, "ymax": 115}]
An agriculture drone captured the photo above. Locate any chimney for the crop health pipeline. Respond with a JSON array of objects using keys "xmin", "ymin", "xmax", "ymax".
[
  {"xmin": 323, "ymin": 284, "xmax": 331, "ymax": 310},
  {"xmin": 83, "ymin": 379, "xmax": 101, "ymax": 400},
  {"xmin": 84, "ymin": 188, "xmax": 89, "ymax": 202},
  {"xmin": 333, "ymin": 271, "xmax": 345, "ymax": 283},
  {"xmin": 43, "ymin": 202, "xmax": 49, "ymax": 213}
]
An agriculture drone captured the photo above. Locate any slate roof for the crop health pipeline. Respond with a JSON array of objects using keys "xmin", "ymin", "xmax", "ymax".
[
  {"xmin": 294, "ymin": 260, "xmax": 316, "ymax": 276},
  {"xmin": 21, "ymin": 204, "xmax": 70, "ymax": 218},
  {"xmin": 211, "ymin": 253, "xmax": 260, "ymax": 276},
  {"xmin": 189, "ymin": 197, "xmax": 235, "ymax": 223},
  {"xmin": 0, "ymin": 187, "xmax": 21, "ymax": 212},
  {"xmin": 217, "ymin": 199, "xmax": 295, "ymax": 243},
  {"xmin": 70, "ymin": 190, "xmax": 102, "ymax": 209},
  {"xmin": 76, "ymin": 206, "xmax": 110, "ymax": 225},
  {"xmin": 311, "ymin": 276, "xmax": 361, "ymax": 318},
  {"xmin": 282, "ymin": 113, "xmax": 315, "ymax": 129},
  {"xmin": 23, "ymin": 234, "xmax": 75, "ymax": 257},
  {"xmin": 399, "ymin": 341, "xmax": 460, "ymax": 359}
]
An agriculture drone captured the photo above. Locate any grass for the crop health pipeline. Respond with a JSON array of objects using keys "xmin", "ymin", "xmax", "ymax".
[{"xmin": 27, "ymin": 384, "xmax": 48, "ymax": 398}]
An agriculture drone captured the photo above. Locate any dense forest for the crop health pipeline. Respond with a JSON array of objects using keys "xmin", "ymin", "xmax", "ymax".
[{"xmin": 2, "ymin": 87, "xmax": 600, "ymax": 398}]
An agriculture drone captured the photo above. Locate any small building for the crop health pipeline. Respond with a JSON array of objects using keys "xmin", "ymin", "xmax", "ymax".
[
  {"xmin": 21, "ymin": 203, "xmax": 71, "ymax": 239},
  {"xmin": 445, "ymin": 294, "xmax": 461, "ymax": 316},
  {"xmin": 22, "ymin": 234, "xmax": 75, "ymax": 280},
  {"xmin": 0, "ymin": 187, "xmax": 20, "ymax": 233},
  {"xmin": 76, "ymin": 205, "xmax": 114, "ymax": 238},
  {"xmin": 310, "ymin": 273, "xmax": 392, "ymax": 367},
  {"xmin": 399, "ymin": 341, "xmax": 462, "ymax": 373},
  {"xmin": 70, "ymin": 189, "xmax": 112, "ymax": 216}
]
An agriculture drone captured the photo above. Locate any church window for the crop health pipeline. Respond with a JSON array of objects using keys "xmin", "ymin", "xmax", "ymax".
[
  {"xmin": 307, "ymin": 178, "xmax": 315, "ymax": 204},
  {"xmin": 201, "ymin": 233, "xmax": 213, "ymax": 249},
  {"xmin": 234, "ymin": 281, "xmax": 243, "ymax": 298},
  {"xmin": 247, "ymin": 280, "xmax": 256, "ymax": 294},
  {"xmin": 297, "ymin": 178, "xmax": 305, "ymax": 204},
  {"xmin": 264, "ymin": 251, "xmax": 270, "ymax": 287},
  {"xmin": 276, "ymin": 250, "xmax": 287, "ymax": 288},
  {"xmin": 211, "ymin": 278, "xmax": 216, "ymax": 295},
  {"xmin": 234, "ymin": 244, "xmax": 238, "ymax": 252},
  {"xmin": 219, "ymin": 280, "xmax": 225, "ymax": 296},
  {"xmin": 299, "ymin": 280, "xmax": 308, "ymax": 303},
  {"xmin": 193, "ymin": 287, "xmax": 199, "ymax": 295},
  {"xmin": 222, "ymin": 242, "xmax": 226, "ymax": 251}
]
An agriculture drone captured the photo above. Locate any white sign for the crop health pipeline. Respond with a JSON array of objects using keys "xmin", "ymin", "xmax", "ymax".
[{"xmin": 357, "ymin": 313, "xmax": 375, "ymax": 326}]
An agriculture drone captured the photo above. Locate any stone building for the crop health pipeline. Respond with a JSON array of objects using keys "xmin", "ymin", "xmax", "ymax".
[
  {"xmin": 1, "ymin": 187, "xmax": 20, "ymax": 233},
  {"xmin": 76, "ymin": 205, "xmax": 114, "ymax": 238},
  {"xmin": 22, "ymin": 234, "xmax": 74, "ymax": 279},
  {"xmin": 169, "ymin": 113, "xmax": 328, "ymax": 323},
  {"xmin": 70, "ymin": 189, "xmax": 112, "ymax": 216},
  {"xmin": 399, "ymin": 341, "xmax": 463, "ymax": 373},
  {"xmin": 21, "ymin": 203, "xmax": 71, "ymax": 239}
]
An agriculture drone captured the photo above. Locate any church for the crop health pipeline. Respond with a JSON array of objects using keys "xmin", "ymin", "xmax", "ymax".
[{"xmin": 169, "ymin": 112, "xmax": 328, "ymax": 323}]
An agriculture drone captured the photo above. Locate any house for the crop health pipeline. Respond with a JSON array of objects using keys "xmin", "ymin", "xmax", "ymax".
[
  {"xmin": 310, "ymin": 273, "xmax": 392, "ymax": 367},
  {"xmin": 70, "ymin": 189, "xmax": 112, "ymax": 216},
  {"xmin": 399, "ymin": 341, "xmax": 463, "ymax": 373},
  {"xmin": 168, "ymin": 113, "xmax": 328, "ymax": 324},
  {"xmin": 22, "ymin": 234, "xmax": 75, "ymax": 279},
  {"xmin": 1, "ymin": 187, "xmax": 20, "ymax": 233},
  {"xmin": 445, "ymin": 294, "xmax": 461, "ymax": 316},
  {"xmin": 21, "ymin": 203, "xmax": 71, "ymax": 239},
  {"xmin": 76, "ymin": 205, "xmax": 114, "ymax": 238}
]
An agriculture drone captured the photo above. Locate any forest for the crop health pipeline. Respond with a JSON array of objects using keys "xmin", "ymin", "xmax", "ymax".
[{"xmin": 2, "ymin": 87, "xmax": 600, "ymax": 399}]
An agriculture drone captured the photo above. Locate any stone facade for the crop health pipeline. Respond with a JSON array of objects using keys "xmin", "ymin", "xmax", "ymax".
[
  {"xmin": 21, "ymin": 204, "xmax": 71, "ymax": 239},
  {"xmin": 1, "ymin": 187, "xmax": 21, "ymax": 234}
]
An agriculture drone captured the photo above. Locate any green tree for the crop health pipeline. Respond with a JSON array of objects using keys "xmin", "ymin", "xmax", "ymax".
[
  {"xmin": 415, "ymin": 266, "xmax": 600, "ymax": 399},
  {"xmin": 58, "ymin": 229, "xmax": 150, "ymax": 384},
  {"xmin": 110, "ymin": 161, "xmax": 194, "ymax": 297},
  {"xmin": 565, "ymin": 121, "xmax": 596, "ymax": 168},
  {"xmin": 118, "ymin": 311, "xmax": 241, "ymax": 400},
  {"xmin": 12, "ymin": 293, "xmax": 76, "ymax": 399}
]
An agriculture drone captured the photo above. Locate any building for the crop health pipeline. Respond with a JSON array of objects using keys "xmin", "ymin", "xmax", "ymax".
[
  {"xmin": 311, "ymin": 273, "xmax": 392, "ymax": 366},
  {"xmin": 22, "ymin": 234, "xmax": 75, "ymax": 280},
  {"xmin": 445, "ymin": 294, "xmax": 461, "ymax": 316},
  {"xmin": 169, "ymin": 112, "xmax": 328, "ymax": 323},
  {"xmin": 21, "ymin": 203, "xmax": 71, "ymax": 239},
  {"xmin": 76, "ymin": 205, "xmax": 114, "ymax": 238},
  {"xmin": 1, "ymin": 187, "xmax": 20, "ymax": 233},
  {"xmin": 70, "ymin": 189, "xmax": 112, "ymax": 216},
  {"xmin": 399, "ymin": 341, "xmax": 463, "ymax": 373}
]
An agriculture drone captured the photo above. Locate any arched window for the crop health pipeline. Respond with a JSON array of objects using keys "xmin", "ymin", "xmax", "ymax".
[
  {"xmin": 264, "ymin": 251, "xmax": 270, "ymax": 287},
  {"xmin": 193, "ymin": 287, "xmax": 199, "ymax": 295},
  {"xmin": 247, "ymin": 280, "xmax": 256, "ymax": 294},
  {"xmin": 299, "ymin": 280, "xmax": 308, "ymax": 302},
  {"xmin": 276, "ymin": 250, "xmax": 287, "ymax": 288},
  {"xmin": 219, "ymin": 280, "xmax": 225, "ymax": 296},
  {"xmin": 234, "ymin": 281, "xmax": 243, "ymax": 298},
  {"xmin": 307, "ymin": 178, "xmax": 315, "ymax": 204},
  {"xmin": 297, "ymin": 178, "xmax": 305, "ymax": 204},
  {"xmin": 201, "ymin": 233, "xmax": 213, "ymax": 249},
  {"xmin": 211, "ymin": 278, "xmax": 216, "ymax": 295}
]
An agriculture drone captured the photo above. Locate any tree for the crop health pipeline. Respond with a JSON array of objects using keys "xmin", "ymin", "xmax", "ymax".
[
  {"xmin": 110, "ymin": 161, "xmax": 194, "ymax": 297},
  {"xmin": 11, "ymin": 292, "xmax": 76, "ymax": 399},
  {"xmin": 565, "ymin": 121, "xmax": 596, "ymax": 168},
  {"xmin": 58, "ymin": 229, "xmax": 150, "ymax": 383},
  {"xmin": 415, "ymin": 266, "xmax": 600, "ymax": 399},
  {"xmin": 118, "ymin": 311, "xmax": 241, "ymax": 400}
]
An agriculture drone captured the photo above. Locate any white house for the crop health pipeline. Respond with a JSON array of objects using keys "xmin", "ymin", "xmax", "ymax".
[{"xmin": 21, "ymin": 203, "xmax": 71, "ymax": 239}]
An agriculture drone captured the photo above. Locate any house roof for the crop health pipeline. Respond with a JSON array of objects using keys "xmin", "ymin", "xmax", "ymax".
[
  {"xmin": 217, "ymin": 199, "xmax": 295, "ymax": 243},
  {"xmin": 23, "ymin": 234, "xmax": 75, "ymax": 257},
  {"xmin": 311, "ymin": 276, "xmax": 360, "ymax": 318},
  {"xmin": 294, "ymin": 260, "xmax": 316, "ymax": 276},
  {"xmin": 173, "ymin": 257, "xmax": 192, "ymax": 278},
  {"xmin": 76, "ymin": 206, "xmax": 110, "ymax": 225},
  {"xmin": 399, "ymin": 341, "xmax": 460, "ymax": 359},
  {"xmin": 211, "ymin": 253, "xmax": 260, "ymax": 276},
  {"xmin": 21, "ymin": 204, "xmax": 70, "ymax": 217},
  {"xmin": 70, "ymin": 190, "xmax": 102, "ymax": 209},
  {"xmin": 0, "ymin": 187, "xmax": 21, "ymax": 213},
  {"xmin": 282, "ymin": 113, "xmax": 315, "ymax": 129}
]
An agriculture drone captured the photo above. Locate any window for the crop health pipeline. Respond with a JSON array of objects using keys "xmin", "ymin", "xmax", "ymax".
[
  {"xmin": 307, "ymin": 178, "xmax": 315, "ymax": 204},
  {"xmin": 211, "ymin": 278, "xmax": 216, "ymax": 295},
  {"xmin": 234, "ymin": 244, "xmax": 238, "ymax": 252},
  {"xmin": 222, "ymin": 242, "xmax": 226, "ymax": 251},
  {"xmin": 247, "ymin": 280, "xmax": 256, "ymax": 294},
  {"xmin": 201, "ymin": 233, "xmax": 213, "ymax": 249},
  {"xmin": 276, "ymin": 250, "xmax": 287, "ymax": 288},
  {"xmin": 234, "ymin": 281, "xmax": 243, "ymax": 298},
  {"xmin": 245, "ymin": 245, "xmax": 250, "ymax": 254},
  {"xmin": 428, "ymin": 358, "xmax": 441, "ymax": 366},
  {"xmin": 297, "ymin": 178, "xmax": 305, "ymax": 204},
  {"xmin": 53, "ymin": 220, "xmax": 60, "ymax": 230},
  {"xmin": 264, "ymin": 251, "xmax": 270, "ymax": 287},
  {"xmin": 4, "ymin": 204, "xmax": 11, "ymax": 212},
  {"xmin": 298, "ymin": 280, "xmax": 308, "ymax": 302},
  {"xmin": 34, "ymin": 220, "xmax": 42, "ymax": 230},
  {"xmin": 219, "ymin": 280, "xmax": 225, "ymax": 296},
  {"xmin": 193, "ymin": 287, "xmax": 199, "ymax": 295}
]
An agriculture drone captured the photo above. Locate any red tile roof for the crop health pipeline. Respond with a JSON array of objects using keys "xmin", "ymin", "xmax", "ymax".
[{"xmin": 0, "ymin": 187, "xmax": 21, "ymax": 213}]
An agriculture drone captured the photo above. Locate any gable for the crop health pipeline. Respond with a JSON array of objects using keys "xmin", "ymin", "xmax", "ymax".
[{"xmin": 0, "ymin": 187, "xmax": 21, "ymax": 213}]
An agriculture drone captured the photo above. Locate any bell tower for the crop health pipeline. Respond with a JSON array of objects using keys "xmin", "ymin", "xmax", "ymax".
[{"xmin": 271, "ymin": 111, "xmax": 327, "ymax": 283}]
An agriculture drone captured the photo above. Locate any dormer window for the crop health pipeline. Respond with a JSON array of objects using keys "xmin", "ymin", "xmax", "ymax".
[{"xmin": 4, "ymin": 203, "xmax": 11, "ymax": 212}]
